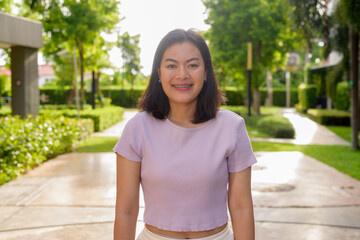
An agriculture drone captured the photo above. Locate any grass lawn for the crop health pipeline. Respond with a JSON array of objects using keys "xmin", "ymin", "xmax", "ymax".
[
  {"xmin": 75, "ymin": 137, "xmax": 119, "ymax": 152},
  {"xmin": 326, "ymin": 126, "xmax": 360, "ymax": 143}
]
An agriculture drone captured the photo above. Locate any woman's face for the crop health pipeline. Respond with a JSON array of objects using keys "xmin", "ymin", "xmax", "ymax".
[{"xmin": 158, "ymin": 41, "xmax": 206, "ymax": 109}]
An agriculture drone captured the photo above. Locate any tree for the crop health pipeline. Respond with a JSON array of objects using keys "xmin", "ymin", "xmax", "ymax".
[
  {"xmin": 203, "ymin": 0, "xmax": 294, "ymax": 114},
  {"xmin": 118, "ymin": 32, "xmax": 141, "ymax": 107},
  {"xmin": 0, "ymin": 0, "xmax": 12, "ymax": 12},
  {"xmin": 337, "ymin": 0, "xmax": 360, "ymax": 149},
  {"xmin": 288, "ymin": 0, "xmax": 330, "ymax": 65},
  {"xmin": 25, "ymin": 0, "xmax": 120, "ymax": 109}
]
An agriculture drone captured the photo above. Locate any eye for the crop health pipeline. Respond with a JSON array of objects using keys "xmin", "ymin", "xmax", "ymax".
[
  {"xmin": 189, "ymin": 63, "xmax": 199, "ymax": 69},
  {"xmin": 166, "ymin": 64, "xmax": 176, "ymax": 69}
]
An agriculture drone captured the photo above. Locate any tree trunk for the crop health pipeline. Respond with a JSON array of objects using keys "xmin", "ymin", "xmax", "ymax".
[
  {"xmin": 77, "ymin": 39, "xmax": 85, "ymax": 110},
  {"xmin": 265, "ymin": 70, "xmax": 273, "ymax": 106},
  {"xmin": 252, "ymin": 88, "xmax": 260, "ymax": 115},
  {"xmin": 350, "ymin": 28, "xmax": 359, "ymax": 150}
]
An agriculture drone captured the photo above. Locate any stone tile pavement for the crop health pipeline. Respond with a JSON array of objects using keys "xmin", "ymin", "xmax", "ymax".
[{"xmin": 0, "ymin": 109, "xmax": 359, "ymax": 239}]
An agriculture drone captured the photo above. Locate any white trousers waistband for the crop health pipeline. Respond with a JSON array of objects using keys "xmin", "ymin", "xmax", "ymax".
[{"xmin": 137, "ymin": 223, "xmax": 234, "ymax": 240}]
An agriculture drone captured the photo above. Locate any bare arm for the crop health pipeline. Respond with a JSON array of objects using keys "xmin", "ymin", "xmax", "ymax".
[
  {"xmin": 228, "ymin": 167, "xmax": 255, "ymax": 240},
  {"xmin": 114, "ymin": 153, "xmax": 141, "ymax": 240}
]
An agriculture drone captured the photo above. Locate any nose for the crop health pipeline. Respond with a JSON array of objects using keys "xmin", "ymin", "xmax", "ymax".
[{"xmin": 176, "ymin": 66, "xmax": 189, "ymax": 79}]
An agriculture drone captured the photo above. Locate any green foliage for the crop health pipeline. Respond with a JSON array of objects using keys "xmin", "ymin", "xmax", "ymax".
[
  {"xmin": 100, "ymin": 89, "xmax": 144, "ymax": 108},
  {"xmin": 31, "ymin": 0, "xmax": 121, "ymax": 104},
  {"xmin": 335, "ymin": 81, "xmax": 351, "ymax": 110},
  {"xmin": 0, "ymin": 74, "xmax": 11, "ymax": 96},
  {"xmin": 338, "ymin": 0, "xmax": 360, "ymax": 32},
  {"xmin": 117, "ymin": 32, "xmax": 142, "ymax": 107},
  {"xmin": 298, "ymin": 83, "xmax": 317, "ymax": 111},
  {"xmin": 0, "ymin": 115, "xmax": 93, "ymax": 185},
  {"xmin": 307, "ymin": 109, "xmax": 350, "ymax": 126},
  {"xmin": 326, "ymin": 126, "xmax": 356, "ymax": 143},
  {"xmin": 203, "ymin": 0, "xmax": 295, "ymax": 88},
  {"xmin": 0, "ymin": 0, "xmax": 12, "ymax": 12},
  {"xmin": 36, "ymin": 86, "xmax": 299, "ymax": 108},
  {"xmin": 40, "ymin": 106, "xmax": 124, "ymax": 132},
  {"xmin": 222, "ymin": 106, "xmax": 294, "ymax": 138},
  {"xmin": 76, "ymin": 136, "xmax": 119, "ymax": 152},
  {"xmin": 257, "ymin": 116, "xmax": 295, "ymax": 138}
]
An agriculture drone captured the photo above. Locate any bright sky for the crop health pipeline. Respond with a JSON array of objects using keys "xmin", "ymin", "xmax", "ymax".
[
  {"xmin": 107, "ymin": 0, "xmax": 210, "ymax": 75},
  {"xmin": 0, "ymin": 0, "xmax": 210, "ymax": 76}
]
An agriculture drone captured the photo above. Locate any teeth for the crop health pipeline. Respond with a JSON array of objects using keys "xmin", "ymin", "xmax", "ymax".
[{"xmin": 173, "ymin": 85, "xmax": 191, "ymax": 88}]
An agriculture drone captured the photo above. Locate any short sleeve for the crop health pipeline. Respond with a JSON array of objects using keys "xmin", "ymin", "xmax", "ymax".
[
  {"xmin": 227, "ymin": 118, "xmax": 257, "ymax": 172},
  {"xmin": 113, "ymin": 119, "xmax": 142, "ymax": 162}
]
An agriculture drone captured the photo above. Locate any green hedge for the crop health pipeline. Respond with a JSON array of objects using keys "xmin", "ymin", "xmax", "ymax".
[
  {"xmin": 297, "ymin": 83, "xmax": 317, "ymax": 112},
  {"xmin": 222, "ymin": 106, "xmax": 295, "ymax": 139},
  {"xmin": 258, "ymin": 116, "xmax": 295, "ymax": 138},
  {"xmin": 40, "ymin": 106, "xmax": 124, "ymax": 132},
  {"xmin": 37, "ymin": 87, "xmax": 299, "ymax": 108},
  {"xmin": 307, "ymin": 109, "xmax": 350, "ymax": 126},
  {"xmin": 0, "ymin": 115, "xmax": 93, "ymax": 185},
  {"xmin": 334, "ymin": 82, "xmax": 350, "ymax": 111}
]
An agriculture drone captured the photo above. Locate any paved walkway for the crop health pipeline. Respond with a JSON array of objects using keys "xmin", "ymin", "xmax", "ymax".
[
  {"xmin": 252, "ymin": 108, "xmax": 350, "ymax": 145},
  {"xmin": 0, "ymin": 109, "xmax": 359, "ymax": 240}
]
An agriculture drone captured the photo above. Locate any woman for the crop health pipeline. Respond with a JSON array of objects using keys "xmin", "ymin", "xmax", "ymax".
[{"xmin": 113, "ymin": 29, "xmax": 257, "ymax": 240}]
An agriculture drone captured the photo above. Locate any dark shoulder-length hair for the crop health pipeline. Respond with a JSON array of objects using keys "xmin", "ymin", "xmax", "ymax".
[{"xmin": 138, "ymin": 29, "xmax": 226, "ymax": 124}]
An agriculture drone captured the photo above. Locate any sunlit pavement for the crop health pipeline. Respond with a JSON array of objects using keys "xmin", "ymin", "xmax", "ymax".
[
  {"xmin": 0, "ymin": 110, "xmax": 359, "ymax": 239},
  {"xmin": 252, "ymin": 108, "xmax": 350, "ymax": 146}
]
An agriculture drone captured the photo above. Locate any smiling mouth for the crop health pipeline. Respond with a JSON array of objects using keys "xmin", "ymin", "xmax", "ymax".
[{"xmin": 172, "ymin": 84, "xmax": 193, "ymax": 89}]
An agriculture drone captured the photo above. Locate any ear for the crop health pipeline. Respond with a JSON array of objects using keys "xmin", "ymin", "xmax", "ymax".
[{"xmin": 158, "ymin": 68, "xmax": 161, "ymax": 79}]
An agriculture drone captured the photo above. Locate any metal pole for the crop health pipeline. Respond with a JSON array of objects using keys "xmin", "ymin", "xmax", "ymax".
[
  {"xmin": 91, "ymin": 71, "xmax": 96, "ymax": 109},
  {"xmin": 73, "ymin": 46, "xmax": 80, "ymax": 118}
]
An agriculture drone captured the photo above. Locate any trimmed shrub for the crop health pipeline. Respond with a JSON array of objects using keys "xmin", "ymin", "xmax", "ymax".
[
  {"xmin": 38, "ymin": 87, "xmax": 299, "ymax": 108},
  {"xmin": 261, "ymin": 88, "xmax": 299, "ymax": 107},
  {"xmin": 0, "ymin": 115, "xmax": 93, "ymax": 185},
  {"xmin": 222, "ymin": 106, "xmax": 295, "ymax": 138},
  {"xmin": 40, "ymin": 106, "xmax": 124, "ymax": 132},
  {"xmin": 99, "ymin": 89, "xmax": 144, "ymax": 107},
  {"xmin": 225, "ymin": 89, "xmax": 244, "ymax": 105},
  {"xmin": 258, "ymin": 116, "xmax": 295, "ymax": 138},
  {"xmin": 334, "ymin": 82, "xmax": 350, "ymax": 111},
  {"xmin": 298, "ymin": 83, "xmax": 317, "ymax": 111},
  {"xmin": 307, "ymin": 109, "xmax": 350, "ymax": 126}
]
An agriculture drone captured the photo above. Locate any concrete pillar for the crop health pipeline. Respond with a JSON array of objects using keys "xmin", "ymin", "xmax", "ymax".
[{"xmin": 11, "ymin": 46, "xmax": 39, "ymax": 117}]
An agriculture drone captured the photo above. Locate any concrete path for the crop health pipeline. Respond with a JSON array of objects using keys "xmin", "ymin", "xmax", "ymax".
[
  {"xmin": 0, "ymin": 110, "xmax": 359, "ymax": 239},
  {"xmin": 252, "ymin": 108, "xmax": 350, "ymax": 146}
]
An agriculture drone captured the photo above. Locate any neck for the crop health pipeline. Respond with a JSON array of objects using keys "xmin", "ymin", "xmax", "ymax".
[{"xmin": 168, "ymin": 103, "xmax": 196, "ymax": 127}]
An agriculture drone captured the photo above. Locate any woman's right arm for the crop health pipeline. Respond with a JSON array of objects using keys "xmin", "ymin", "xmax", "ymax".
[{"xmin": 114, "ymin": 153, "xmax": 141, "ymax": 240}]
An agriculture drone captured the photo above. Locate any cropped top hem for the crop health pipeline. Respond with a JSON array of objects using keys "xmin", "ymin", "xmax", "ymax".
[{"xmin": 144, "ymin": 216, "xmax": 229, "ymax": 232}]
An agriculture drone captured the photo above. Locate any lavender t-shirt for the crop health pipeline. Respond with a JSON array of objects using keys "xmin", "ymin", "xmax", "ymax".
[{"xmin": 113, "ymin": 109, "xmax": 257, "ymax": 231}]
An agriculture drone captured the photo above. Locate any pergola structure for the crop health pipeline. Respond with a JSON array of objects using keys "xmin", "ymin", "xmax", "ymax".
[{"xmin": 0, "ymin": 12, "xmax": 43, "ymax": 117}]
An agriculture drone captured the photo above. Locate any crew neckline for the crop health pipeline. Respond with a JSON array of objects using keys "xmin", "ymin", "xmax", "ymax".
[{"xmin": 165, "ymin": 117, "xmax": 213, "ymax": 132}]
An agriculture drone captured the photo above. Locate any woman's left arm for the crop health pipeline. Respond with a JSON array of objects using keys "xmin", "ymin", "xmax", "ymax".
[{"xmin": 228, "ymin": 167, "xmax": 255, "ymax": 240}]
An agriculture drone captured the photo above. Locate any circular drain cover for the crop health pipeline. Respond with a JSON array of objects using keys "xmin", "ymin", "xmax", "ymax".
[
  {"xmin": 252, "ymin": 165, "xmax": 267, "ymax": 171},
  {"xmin": 252, "ymin": 183, "xmax": 295, "ymax": 192}
]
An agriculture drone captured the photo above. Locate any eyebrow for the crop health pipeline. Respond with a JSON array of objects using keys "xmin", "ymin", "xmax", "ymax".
[{"xmin": 164, "ymin": 57, "xmax": 200, "ymax": 63}]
